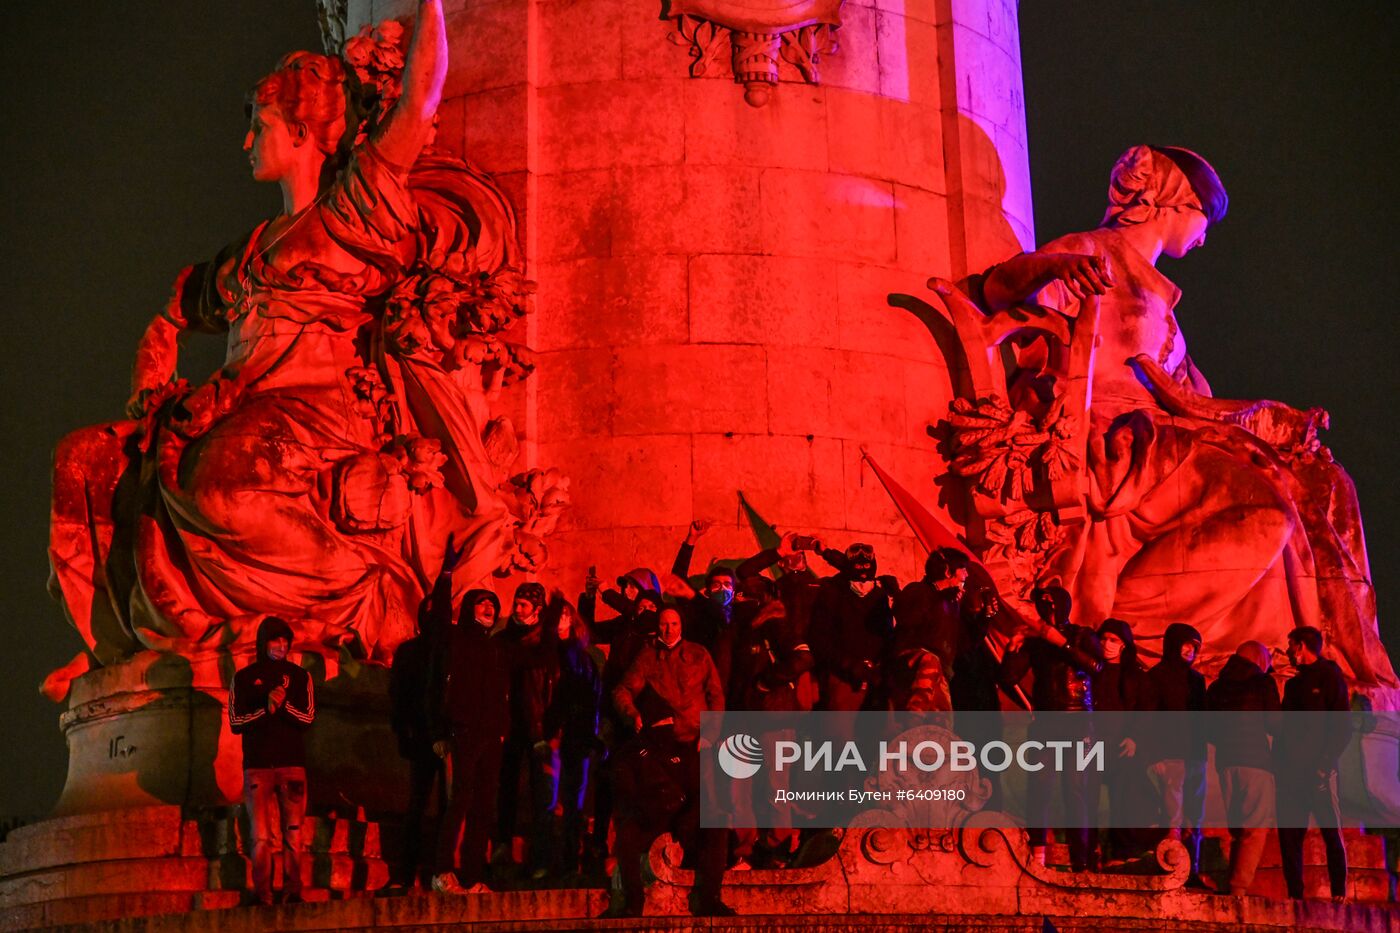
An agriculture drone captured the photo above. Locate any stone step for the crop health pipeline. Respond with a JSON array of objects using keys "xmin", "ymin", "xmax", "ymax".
[
  {"xmin": 0, "ymin": 807, "xmax": 384, "ymax": 878},
  {"xmin": 179, "ymin": 812, "xmax": 382, "ymax": 859},
  {"xmin": 0, "ymin": 851, "xmax": 388, "ymax": 910},
  {"xmin": 9, "ymin": 899, "xmax": 1398, "ymax": 933}
]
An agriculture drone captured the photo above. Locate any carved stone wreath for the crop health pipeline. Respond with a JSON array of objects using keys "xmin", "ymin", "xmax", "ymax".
[{"xmin": 667, "ymin": 0, "xmax": 843, "ymax": 107}]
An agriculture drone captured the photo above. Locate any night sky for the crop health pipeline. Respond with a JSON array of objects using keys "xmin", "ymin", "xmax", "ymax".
[{"xmin": 1, "ymin": 3, "xmax": 1395, "ymax": 821}]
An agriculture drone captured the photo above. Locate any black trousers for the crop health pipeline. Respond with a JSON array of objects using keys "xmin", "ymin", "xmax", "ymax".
[
  {"xmin": 614, "ymin": 743, "xmax": 726, "ymax": 911},
  {"xmin": 436, "ymin": 731, "xmax": 504, "ymax": 885},
  {"xmin": 1277, "ymin": 768, "xmax": 1347, "ymax": 899},
  {"xmin": 398, "ymin": 750, "xmax": 445, "ymax": 884}
]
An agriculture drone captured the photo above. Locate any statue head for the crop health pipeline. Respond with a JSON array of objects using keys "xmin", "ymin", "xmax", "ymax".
[
  {"xmin": 1103, "ymin": 145, "xmax": 1228, "ymax": 258},
  {"xmin": 245, "ymin": 51, "xmax": 350, "ymax": 185}
]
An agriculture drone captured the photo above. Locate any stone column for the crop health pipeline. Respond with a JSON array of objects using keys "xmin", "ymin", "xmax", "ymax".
[{"xmin": 353, "ymin": 0, "xmax": 1033, "ymax": 587}]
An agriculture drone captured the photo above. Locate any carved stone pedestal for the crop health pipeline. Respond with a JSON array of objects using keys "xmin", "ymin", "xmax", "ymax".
[
  {"xmin": 50, "ymin": 652, "xmax": 404, "ymax": 818},
  {"xmin": 0, "ymin": 805, "xmax": 388, "ymax": 930}
]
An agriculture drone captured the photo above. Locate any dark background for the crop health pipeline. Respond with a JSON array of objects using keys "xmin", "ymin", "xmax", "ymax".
[{"xmin": 1, "ymin": 3, "xmax": 1395, "ymax": 820}]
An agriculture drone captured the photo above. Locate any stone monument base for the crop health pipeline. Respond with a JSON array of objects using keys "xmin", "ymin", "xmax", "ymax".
[
  {"xmin": 2, "ymin": 816, "xmax": 1397, "ymax": 932},
  {"xmin": 52, "ymin": 651, "xmax": 405, "ymax": 817}
]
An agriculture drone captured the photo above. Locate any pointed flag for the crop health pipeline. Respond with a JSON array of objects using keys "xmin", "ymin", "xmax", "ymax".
[
  {"xmin": 737, "ymin": 491, "xmax": 783, "ymax": 552},
  {"xmin": 858, "ymin": 448, "xmax": 970, "ymax": 556}
]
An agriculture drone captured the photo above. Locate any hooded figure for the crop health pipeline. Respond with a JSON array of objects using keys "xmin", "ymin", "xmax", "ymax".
[
  {"xmin": 1141, "ymin": 621, "xmax": 1208, "ymax": 879},
  {"xmin": 228, "ymin": 616, "xmax": 315, "ymax": 905},
  {"xmin": 1206, "ymin": 640, "xmax": 1282, "ymax": 896},
  {"xmin": 229, "ymin": 617, "xmax": 315, "ymax": 768},
  {"xmin": 427, "ymin": 580, "xmax": 510, "ymax": 893},
  {"xmin": 807, "ymin": 543, "xmax": 896, "ymax": 711}
]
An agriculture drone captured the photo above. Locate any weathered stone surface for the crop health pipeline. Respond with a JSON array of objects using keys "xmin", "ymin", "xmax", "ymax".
[
  {"xmin": 442, "ymin": 1, "xmax": 529, "ymax": 98},
  {"xmin": 538, "ymin": 80, "xmax": 687, "ymax": 173},
  {"xmin": 689, "ymin": 434, "xmax": 847, "ymax": 532},
  {"xmin": 535, "ymin": 256, "xmax": 690, "ymax": 352},
  {"xmin": 610, "ymin": 164, "xmax": 765, "ymax": 256},
  {"xmin": 688, "ymin": 254, "xmax": 838, "ymax": 348},
  {"xmin": 611, "ymin": 345, "xmax": 769, "ymax": 437},
  {"xmin": 683, "ymin": 80, "xmax": 830, "ymax": 172},
  {"xmin": 760, "ymin": 169, "xmax": 897, "ymax": 265}
]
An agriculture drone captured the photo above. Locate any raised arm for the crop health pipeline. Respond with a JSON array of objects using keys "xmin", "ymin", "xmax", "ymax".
[{"xmin": 373, "ymin": 0, "xmax": 448, "ymax": 169}]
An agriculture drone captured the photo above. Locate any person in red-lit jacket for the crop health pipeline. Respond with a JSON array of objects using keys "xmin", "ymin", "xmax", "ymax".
[{"xmin": 229, "ymin": 616, "xmax": 315, "ymax": 905}]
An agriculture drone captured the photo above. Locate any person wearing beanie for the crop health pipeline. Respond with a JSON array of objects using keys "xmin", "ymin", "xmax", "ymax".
[
  {"xmin": 495, "ymin": 581, "xmax": 561, "ymax": 879},
  {"xmin": 425, "ymin": 539, "xmax": 508, "ymax": 895},
  {"xmin": 229, "ymin": 615, "xmax": 316, "ymax": 905},
  {"xmin": 1206, "ymin": 640, "xmax": 1282, "ymax": 895},
  {"xmin": 1092, "ymin": 618, "xmax": 1152, "ymax": 865},
  {"xmin": 1141, "ymin": 622, "xmax": 1208, "ymax": 885}
]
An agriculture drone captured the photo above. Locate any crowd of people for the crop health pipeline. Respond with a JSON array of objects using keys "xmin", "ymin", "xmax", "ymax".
[{"xmin": 226, "ymin": 521, "xmax": 1357, "ymax": 912}]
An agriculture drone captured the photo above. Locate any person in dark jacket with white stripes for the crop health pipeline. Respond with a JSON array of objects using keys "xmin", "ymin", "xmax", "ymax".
[{"xmin": 229, "ymin": 616, "xmax": 315, "ymax": 905}]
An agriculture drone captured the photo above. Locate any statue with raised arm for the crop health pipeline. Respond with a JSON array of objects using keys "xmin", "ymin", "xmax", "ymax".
[
  {"xmin": 48, "ymin": 1, "xmax": 566, "ymax": 679},
  {"xmin": 928, "ymin": 145, "xmax": 1394, "ymax": 697}
]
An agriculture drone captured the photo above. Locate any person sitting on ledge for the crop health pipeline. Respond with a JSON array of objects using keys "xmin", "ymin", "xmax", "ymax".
[{"xmin": 229, "ymin": 616, "xmax": 316, "ymax": 906}]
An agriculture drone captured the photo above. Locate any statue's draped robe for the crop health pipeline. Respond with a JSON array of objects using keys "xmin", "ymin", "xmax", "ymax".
[
  {"xmin": 51, "ymin": 143, "xmax": 508, "ymax": 663},
  {"xmin": 1030, "ymin": 228, "xmax": 1394, "ymax": 690}
]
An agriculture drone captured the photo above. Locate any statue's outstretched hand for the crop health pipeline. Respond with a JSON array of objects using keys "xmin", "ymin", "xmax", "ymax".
[{"xmin": 1042, "ymin": 253, "xmax": 1115, "ymax": 300}]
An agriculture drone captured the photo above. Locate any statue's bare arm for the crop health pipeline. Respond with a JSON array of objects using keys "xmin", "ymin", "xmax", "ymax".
[
  {"xmin": 982, "ymin": 251, "xmax": 1116, "ymax": 311},
  {"xmin": 373, "ymin": 0, "xmax": 448, "ymax": 169}
]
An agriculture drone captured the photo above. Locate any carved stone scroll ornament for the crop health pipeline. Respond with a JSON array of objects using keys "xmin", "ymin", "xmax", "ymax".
[{"xmin": 667, "ymin": 0, "xmax": 842, "ymax": 107}]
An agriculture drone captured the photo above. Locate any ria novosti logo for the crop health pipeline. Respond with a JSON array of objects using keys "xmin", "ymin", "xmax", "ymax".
[{"xmin": 716, "ymin": 733, "xmax": 763, "ymax": 779}]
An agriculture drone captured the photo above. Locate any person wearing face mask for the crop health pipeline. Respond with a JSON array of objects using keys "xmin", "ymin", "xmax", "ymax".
[
  {"xmin": 608, "ymin": 607, "xmax": 732, "ymax": 917},
  {"xmin": 808, "ymin": 542, "xmax": 897, "ymax": 712},
  {"xmin": 425, "ymin": 557, "xmax": 507, "ymax": 895},
  {"xmin": 889, "ymin": 549, "xmax": 970, "ymax": 713},
  {"xmin": 1140, "ymin": 622, "xmax": 1208, "ymax": 886},
  {"xmin": 1205, "ymin": 640, "xmax": 1281, "ymax": 896},
  {"xmin": 1091, "ymin": 618, "xmax": 1152, "ymax": 866},
  {"xmin": 999, "ymin": 584, "xmax": 1103, "ymax": 873},
  {"xmin": 229, "ymin": 615, "xmax": 315, "ymax": 905},
  {"xmin": 1275, "ymin": 626, "xmax": 1351, "ymax": 903},
  {"xmin": 495, "ymin": 582, "xmax": 560, "ymax": 879},
  {"xmin": 583, "ymin": 566, "xmax": 662, "ymax": 628},
  {"xmin": 682, "ymin": 566, "xmax": 740, "ymax": 653}
]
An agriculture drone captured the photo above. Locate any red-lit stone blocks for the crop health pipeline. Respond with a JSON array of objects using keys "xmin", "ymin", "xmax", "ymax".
[{"xmin": 341, "ymin": 0, "xmax": 1036, "ymax": 593}]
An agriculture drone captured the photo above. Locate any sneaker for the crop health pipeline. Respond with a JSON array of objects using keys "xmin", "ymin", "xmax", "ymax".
[
  {"xmin": 431, "ymin": 872, "xmax": 466, "ymax": 894},
  {"xmin": 729, "ymin": 858, "xmax": 753, "ymax": 872},
  {"xmin": 463, "ymin": 882, "xmax": 492, "ymax": 894}
]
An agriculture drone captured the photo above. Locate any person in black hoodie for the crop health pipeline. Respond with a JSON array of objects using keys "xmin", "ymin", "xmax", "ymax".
[
  {"xmin": 1141, "ymin": 622, "xmax": 1208, "ymax": 884},
  {"xmin": 1092, "ymin": 618, "xmax": 1151, "ymax": 865},
  {"xmin": 229, "ymin": 616, "xmax": 316, "ymax": 905},
  {"xmin": 1275, "ymin": 625, "xmax": 1351, "ymax": 902},
  {"xmin": 999, "ymin": 584, "xmax": 1102, "ymax": 872},
  {"xmin": 426, "ymin": 566, "xmax": 507, "ymax": 895},
  {"xmin": 808, "ymin": 542, "xmax": 897, "ymax": 712},
  {"xmin": 496, "ymin": 581, "xmax": 559, "ymax": 880},
  {"xmin": 950, "ymin": 587, "xmax": 1006, "ymax": 810},
  {"xmin": 1205, "ymin": 640, "xmax": 1281, "ymax": 896}
]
